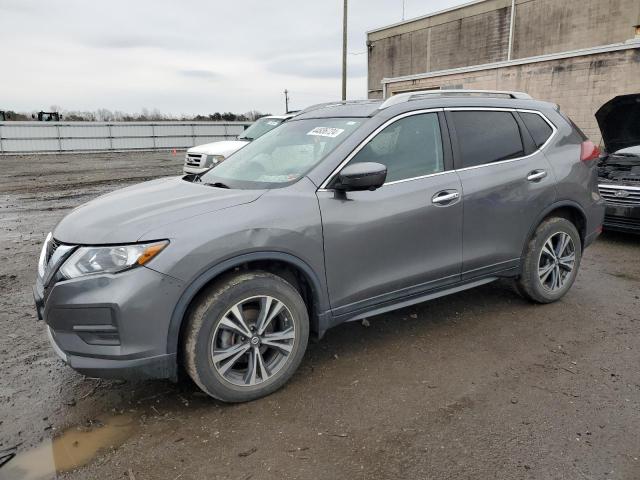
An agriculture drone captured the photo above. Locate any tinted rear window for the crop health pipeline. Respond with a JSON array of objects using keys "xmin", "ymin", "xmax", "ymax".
[
  {"xmin": 520, "ymin": 112, "xmax": 553, "ymax": 148},
  {"xmin": 451, "ymin": 111, "xmax": 525, "ymax": 168}
]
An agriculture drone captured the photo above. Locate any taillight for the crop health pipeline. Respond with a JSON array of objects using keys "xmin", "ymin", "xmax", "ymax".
[{"xmin": 580, "ymin": 140, "xmax": 600, "ymax": 162}]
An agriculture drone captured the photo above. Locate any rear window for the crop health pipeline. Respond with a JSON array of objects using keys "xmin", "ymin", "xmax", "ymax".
[
  {"xmin": 451, "ymin": 111, "xmax": 525, "ymax": 168},
  {"xmin": 520, "ymin": 112, "xmax": 553, "ymax": 148}
]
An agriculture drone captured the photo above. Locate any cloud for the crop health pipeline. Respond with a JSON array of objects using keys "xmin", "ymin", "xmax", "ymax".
[
  {"xmin": 266, "ymin": 53, "xmax": 368, "ymax": 80},
  {"xmin": 266, "ymin": 54, "xmax": 341, "ymax": 79},
  {"xmin": 89, "ymin": 35, "xmax": 173, "ymax": 50},
  {"xmin": 179, "ymin": 69, "xmax": 221, "ymax": 80},
  {"xmin": 0, "ymin": 0, "xmax": 467, "ymax": 114}
]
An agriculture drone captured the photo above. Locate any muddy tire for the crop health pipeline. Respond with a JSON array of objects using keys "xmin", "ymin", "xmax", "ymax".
[
  {"xmin": 516, "ymin": 217, "xmax": 582, "ymax": 303},
  {"xmin": 183, "ymin": 271, "xmax": 309, "ymax": 402}
]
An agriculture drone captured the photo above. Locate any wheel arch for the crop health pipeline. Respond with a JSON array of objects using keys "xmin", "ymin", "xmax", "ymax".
[
  {"xmin": 521, "ymin": 200, "xmax": 587, "ymax": 261},
  {"xmin": 167, "ymin": 252, "xmax": 330, "ymax": 356}
]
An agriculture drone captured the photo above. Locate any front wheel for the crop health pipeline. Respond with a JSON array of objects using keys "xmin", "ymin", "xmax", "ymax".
[
  {"xmin": 183, "ymin": 271, "xmax": 309, "ymax": 402},
  {"xmin": 516, "ymin": 217, "xmax": 582, "ymax": 303}
]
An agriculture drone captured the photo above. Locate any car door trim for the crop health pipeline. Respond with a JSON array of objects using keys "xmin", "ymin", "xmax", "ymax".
[
  {"xmin": 445, "ymin": 107, "xmax": 558, "ymax": 172},
  {"xmin": 317, "ymin": 108, "xmax": 445, "ymax": 190},
  {"xmin": 318, "ymin": 108, "xmax": 557, "ymax": 190}
]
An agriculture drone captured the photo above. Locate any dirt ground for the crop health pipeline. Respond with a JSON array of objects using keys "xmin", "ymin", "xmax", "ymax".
[{"xmin": 1, "ymin": 151, "xmax": 639, "ymax": 480}]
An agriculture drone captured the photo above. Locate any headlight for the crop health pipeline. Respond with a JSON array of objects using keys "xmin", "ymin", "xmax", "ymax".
[
  {"xmin": 59, "ymin": 241, "xmax": 169, "ymax": 279},
  {"xmin": 205, "ymin": 155, "xmax": 225, "ymax": 167}
]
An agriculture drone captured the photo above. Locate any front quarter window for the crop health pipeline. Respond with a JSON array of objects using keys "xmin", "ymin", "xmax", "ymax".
[{"xmin": 201, "ymin": 118, "xmax": 363, "ymax": 188}]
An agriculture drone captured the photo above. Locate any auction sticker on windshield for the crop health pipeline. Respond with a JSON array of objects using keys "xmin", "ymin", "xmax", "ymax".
[{"xmin": 307, "ymin": 127, "xmax": 345, "ymax": 138}]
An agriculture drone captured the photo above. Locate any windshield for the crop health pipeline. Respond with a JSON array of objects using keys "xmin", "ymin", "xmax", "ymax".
[
  {"xmin": 200, "ymin": 118, "xmax": 364, "ymax": 188},
  {"xmin": 238, "ymin": 117, "xmax": 285, "ymax": 141}
]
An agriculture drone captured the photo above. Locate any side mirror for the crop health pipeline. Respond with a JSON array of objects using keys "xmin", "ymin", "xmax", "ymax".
[{"xmin": 335, "ymin": 162, "xmax": 387, "ymax": 191}]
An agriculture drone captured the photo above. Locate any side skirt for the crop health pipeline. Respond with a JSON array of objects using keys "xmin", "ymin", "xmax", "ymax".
[{"xmin": 318, "ymin": 276, "xmax": 499, "ymax": 337}]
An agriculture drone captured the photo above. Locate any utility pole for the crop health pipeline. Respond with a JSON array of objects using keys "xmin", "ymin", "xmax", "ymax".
[
  {"xmin": 341, "ymin": 0, "xmax": 348, "ymax": 101},
  {"xmin": 284, "ymin": 89, "xmax": 289, "ymax": 113}
]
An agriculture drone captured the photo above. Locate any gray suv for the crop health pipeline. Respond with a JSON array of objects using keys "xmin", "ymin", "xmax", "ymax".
[{"xmin": 34, "ymin": 90, "xmax": 605, "ymax": 402}]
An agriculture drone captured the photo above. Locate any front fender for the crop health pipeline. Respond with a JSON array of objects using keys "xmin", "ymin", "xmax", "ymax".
[{"xmin": 165, "ymin": 251, "xmax": 331, "ymax": 355}]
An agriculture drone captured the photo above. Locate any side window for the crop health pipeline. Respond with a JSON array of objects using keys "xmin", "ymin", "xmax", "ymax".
[
  {"xmin": 348, "ymin": 113, "xmax": 444, "ymax": 183},
  {"xmin": 451, "ymin": 111, "xmax": 525, "ymax": 168},
  {"xmin": 520, "ymin": 112, "xmax": 553, "ymax": 148}
]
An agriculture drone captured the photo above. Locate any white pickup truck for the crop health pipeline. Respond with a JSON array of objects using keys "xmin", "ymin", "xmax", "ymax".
[{"xmin": 183, "ymin": 114, "xmax": 295, "ymax": 174}]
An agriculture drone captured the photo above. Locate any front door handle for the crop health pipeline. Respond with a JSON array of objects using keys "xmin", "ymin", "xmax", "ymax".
[
  {"xmin": 432, "ymin": 190, "xmax": 460, "ymax": 205},
  {"xmin": 527, "ymin": 170, "xmax": 547, "ymax": 182}
]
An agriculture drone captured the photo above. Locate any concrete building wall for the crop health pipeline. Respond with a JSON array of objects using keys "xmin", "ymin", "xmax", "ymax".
[
  {"xmin": 429, "ymin": 6, "xmax": 511, "ymax": 72},
  {"xmin": 367, "ymin": 0, "xmax": 640, "ymax": 97},
  {"xmin": 512, "ymin": 0, "xmax": 638, "ymax": 58},
  {"xmin": 383, "ymin": 48, "xmax": 640, "ymax": 143}
]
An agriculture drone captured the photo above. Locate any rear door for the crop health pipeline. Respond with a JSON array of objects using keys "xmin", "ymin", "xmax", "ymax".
[
  {"xmin": 446, "ymin": 108, "xmax": 558, "ymax": 279},
  {"xmin": 317, "ymin": 111, "xmax": 463, "ymax": 316}
]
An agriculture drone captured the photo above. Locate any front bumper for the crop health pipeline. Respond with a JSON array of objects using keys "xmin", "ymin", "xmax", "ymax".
[
  {"xmin": 34, "ymin": 266, "xmax": 185, "ymax": 380},
  {"xmin": 603, "ymin": 204, "xmax": 640, "ymax": 233}
]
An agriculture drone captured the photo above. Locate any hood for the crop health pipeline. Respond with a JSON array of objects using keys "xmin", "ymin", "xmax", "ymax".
[
  {"xmin": 595, "ymin": 94, "xmax": 640, "ymax": 154},
  {"xmin": 612, "ymin": 145, "xmax": 640, "ymax": 157},
  {"xmin": 187, "ymin": 140, "xmax": 249, "ymax": 157},
  {"xmin": 53, "ymin": 177, "xmax": 264, "ymax": 244}
]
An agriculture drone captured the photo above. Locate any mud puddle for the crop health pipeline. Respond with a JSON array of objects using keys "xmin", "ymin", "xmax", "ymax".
[{"xmin": 0, "ymin": 414, "xmax": 136, "ymax": 480}]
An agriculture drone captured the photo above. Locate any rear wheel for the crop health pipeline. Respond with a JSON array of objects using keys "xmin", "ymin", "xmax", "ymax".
[
  {"xmin": 183, "ymin": 271, "xmax": 309, "ymax": 402},
  {"xmin": 516, "ymin": 217, "xmax": 582, "ymax": 303}
]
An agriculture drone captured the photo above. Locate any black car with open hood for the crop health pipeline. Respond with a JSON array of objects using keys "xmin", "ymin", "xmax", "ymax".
[{"xmin": 596, "ymin": 94, "xmax": 640, "ymax": 233}]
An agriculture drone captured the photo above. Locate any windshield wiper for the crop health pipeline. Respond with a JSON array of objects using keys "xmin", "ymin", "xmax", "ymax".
[{"xmin": 204, "ymin": 182, "xmax": 231, "ymax": 189}]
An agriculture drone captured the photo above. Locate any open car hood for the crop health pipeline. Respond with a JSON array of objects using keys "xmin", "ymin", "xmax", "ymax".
[{"xmin": 595, "ymin": 94, "xmax": 640, "ymax": 154}]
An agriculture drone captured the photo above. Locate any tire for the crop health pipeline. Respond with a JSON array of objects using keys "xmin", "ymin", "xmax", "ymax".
[
  {"xmin": 183, "ymin": 271, "xmax": 309, "ymax": 402},
  {"xmin": 516, "ymin": 217, "xmax": 582, "ymax": 304}
]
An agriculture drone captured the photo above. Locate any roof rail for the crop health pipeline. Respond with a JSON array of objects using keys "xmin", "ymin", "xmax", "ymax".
[
  {"xmin": 379, "ymin": 89, "xmax": 532, "ymax": 109},
  {"xmin": 295, "ymin": 99, "xmax": 379, "ymax": 117}
]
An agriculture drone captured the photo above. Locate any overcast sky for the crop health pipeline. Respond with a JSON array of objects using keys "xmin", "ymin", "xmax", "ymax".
[{"xmin": 1, "ymin": 0, "xmax": 466, "ymax": 116}]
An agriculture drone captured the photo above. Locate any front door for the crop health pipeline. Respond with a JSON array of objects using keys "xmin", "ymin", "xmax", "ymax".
[{"xmin": 317, "ymin": 111, "xmax": 463, "ymax": 316}]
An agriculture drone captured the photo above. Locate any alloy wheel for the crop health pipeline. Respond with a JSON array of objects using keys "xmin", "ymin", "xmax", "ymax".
[
  {"xmin": 211, "ymin": 296, "xmax": 296, "ymax": 387},
  {"xmin": 537, "ymin": 232, "xmax": 576, "ymax": 292}
]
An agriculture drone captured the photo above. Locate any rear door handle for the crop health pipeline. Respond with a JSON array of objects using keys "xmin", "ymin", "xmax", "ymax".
[
  {"xmin": 527, "ymin": 170, "xmax": 547, "ymax": 182},
  {"xmin": 432, "ymin": 190, "xmax": 460, "ymax": 205}
]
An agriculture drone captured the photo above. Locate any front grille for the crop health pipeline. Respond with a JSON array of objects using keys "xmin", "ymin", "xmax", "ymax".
[
  {"xmin": 598, "ymin": 185, "xmax": 640, "ymax": 206},
  {"xmin": 45, "ymin": 237, "xmax": 61, "ymax": 263},
  {"xmin": 185, "ymin": 153, "xmax": 204, "ymax": 167},
  {"xmin": 42, "ymin": 238, "xmax": 75, "ymax": 291}
]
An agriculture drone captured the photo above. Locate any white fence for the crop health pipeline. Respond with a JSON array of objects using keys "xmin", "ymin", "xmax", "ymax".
[{"xmin": 0, "ymin": 121, "xmax": 252, "ymax": 154}]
